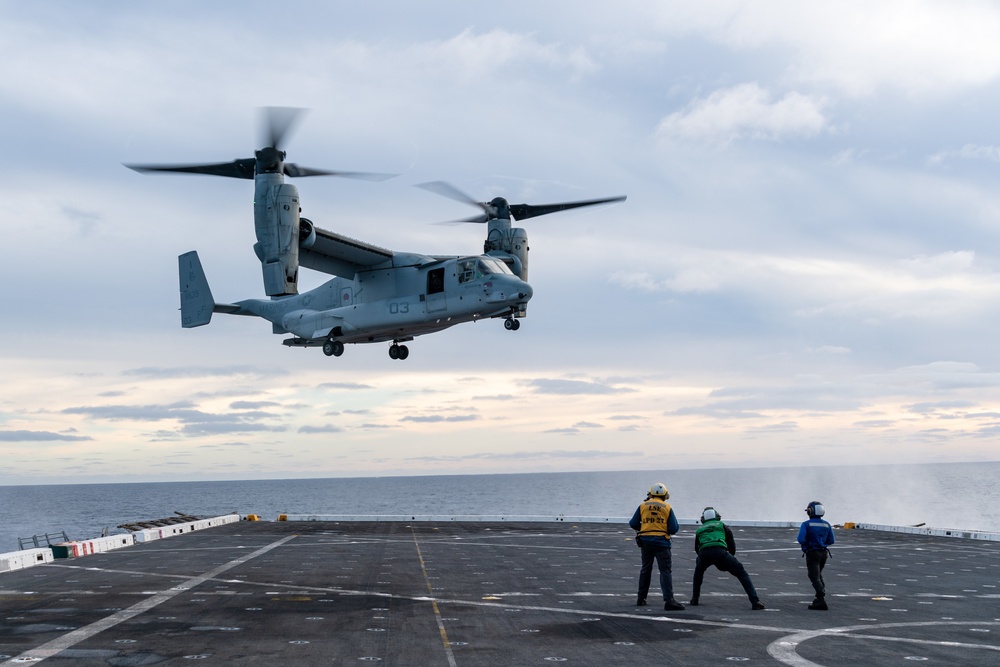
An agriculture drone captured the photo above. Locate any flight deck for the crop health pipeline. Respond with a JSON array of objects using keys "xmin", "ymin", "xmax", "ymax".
[{"xmin": 1, "ymin": 520, "xmax": 998, "ymax": 665}]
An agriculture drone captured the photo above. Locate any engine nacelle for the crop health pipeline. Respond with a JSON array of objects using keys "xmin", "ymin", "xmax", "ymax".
[
  {"xmin": 254, "ymin": 177, "xmax": 301, "ymax": 296},
  {"xmin": 484, "ymin": 225, "xmax": 529, "ymax": 282}
]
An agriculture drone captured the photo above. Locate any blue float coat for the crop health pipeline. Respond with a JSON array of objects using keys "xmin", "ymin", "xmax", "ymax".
[{"xmin": 797, "ymin": 517, "xmax": 835, "ymax": 552}]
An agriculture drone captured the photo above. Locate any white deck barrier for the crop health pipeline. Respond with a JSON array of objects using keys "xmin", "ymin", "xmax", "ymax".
[
  {"xmin": 58, "ymin": 534, "xmax": 137, "ymax": 558},
  {"xmin": 853, "ymin": 522, "xmax": 1000, "ymax": 542},
  {"xmin": 1, "ymin": 514, "xmax": 244, "ymax": 575},
  {"xmin": 0, "ymin": 548, "xmax": 54, "ymax": 572},
  {"xmin": 131, "ymin": 513, "xmax": 241, "ymax": 543}
]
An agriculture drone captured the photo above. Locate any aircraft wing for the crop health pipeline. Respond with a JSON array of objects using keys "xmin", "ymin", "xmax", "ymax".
[{"xmin": 299, "ymin": 226, "xmax": 395, "ymax": 277}]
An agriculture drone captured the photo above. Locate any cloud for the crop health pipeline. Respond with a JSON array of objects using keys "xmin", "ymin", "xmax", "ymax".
[
  {"xmin": 123, "ymin": 366, "xmax": 287, "ymax": 379},
  {"xmin": 572, "ymin": 421, "xmax": 604, "ymax": 429},
  {"xmin": 706, "ymin": 385, "xmax": 867, "ymax": 413},
  {"xmin": 60, "ymin": 204, "xmax": 103, "ymax": 235},
  {"xmin": 669, "ymin": 406, "xmax": 767, "ymax": 420},
  {"xmin": 63, "ymin": 403, "xmax": 280, "ymax": 423},
  {"xmin": 853, "ymin": 419, "xmax": 895, "ymax": 428},
  {"xmin": 744, "ymin": 421, "xmax": 800, "ymax": 435},
  {"xmin": 60, "ymin": 400, "xmax": 288, "ymax": 438},
  {"xmin": 231, "ymin": 400, "xmax": 281, "ymax": 409},
  {"xmin": 806, "ymin": 346, "xmax": 851, "ymax": 356},
  {"xmin": 523, "ymin": 379, "xmax": 635, "ymax": 395},
  {"xmin": 298, "ymin": 424, "xmax": 344, "ymax": 434},
  {"xmin": 178, "ymin": 423, "xmax": 288, "ymax": 436},
  {"xmin": 0, "ymin": 430, "xmax": 93, "ymax": 442},
  {"xmin": 419, "ymin": 28, "xmax": 597, "ymax": 83},
  {"xmin": 609, "ymin": 269, "xmax": 720, "ymax": 294},
  {"xmin": 903, "ymin": 400, "xmax": 976, "ymax": 415},
  {"xmin": 399, "ymin": 414, "xmax": 480, "ymax": 423},
  {"xmin": 927, "ymin": 144, "xmax": 1000, "ymax": 167},
  {"xmin": 656, "ymin": 83, "xmax": 828, "ymax": 144},
  {"xmin": 318, "ymin": 382, "xmax": 374, "ymax": 390},
  {"xmin": 652, "ymin": 2, "xmax": 1000, "ymax": 97}
]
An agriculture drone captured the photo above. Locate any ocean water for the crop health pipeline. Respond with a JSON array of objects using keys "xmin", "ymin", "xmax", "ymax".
[{"xmin": 1, "ymin": 462, "xmax": 997, "ymax": 553}]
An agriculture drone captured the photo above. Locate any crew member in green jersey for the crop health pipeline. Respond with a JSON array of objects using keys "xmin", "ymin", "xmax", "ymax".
[{"xmin": 690, "ymin": 507, "xmax": 765, "ymax": 610}]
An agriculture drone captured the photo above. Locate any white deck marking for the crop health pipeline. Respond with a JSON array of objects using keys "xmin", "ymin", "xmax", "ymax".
[
  {"xmin": 767, "ymin": 621, "xmax": 1000, "ymax": 666},
  {"xmin": 1, "ymin": 535, "xmax": 297, "ymax": 665}
]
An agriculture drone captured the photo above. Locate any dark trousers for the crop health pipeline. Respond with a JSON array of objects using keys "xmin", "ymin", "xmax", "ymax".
[
  {"xmin": 692, "ymin": 547, "xmax": 760, "ymax": 603},
  {"xmin": 805, "ymin": 549, "xmax": 828, "ymax": 599},
  {"xmin": 637, "ymin": 541, "xmax": 673, "ymax": 600}
]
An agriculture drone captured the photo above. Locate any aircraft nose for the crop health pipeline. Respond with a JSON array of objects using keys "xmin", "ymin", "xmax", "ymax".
[{"xmin": 518, "ymin": 282, "xmax": 533, "ymax": 301}]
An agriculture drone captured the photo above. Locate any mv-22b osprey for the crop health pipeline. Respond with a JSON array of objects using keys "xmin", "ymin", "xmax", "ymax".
[{"xmin": 128, "ymin": 109, "xmax": 625, "ymax": 360}]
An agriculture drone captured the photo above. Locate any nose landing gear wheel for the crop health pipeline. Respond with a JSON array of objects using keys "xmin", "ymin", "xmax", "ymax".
[
  {"xmin": 323, "ymin": 340, "xmax": 345, "ymax": 357},
  {"xmin": 389, "ymin": 344, "xmax": 409, "ymax": 360},
  {"xmin": 504, "ymin": 317, "xmax": 521, "ymax": 331}
]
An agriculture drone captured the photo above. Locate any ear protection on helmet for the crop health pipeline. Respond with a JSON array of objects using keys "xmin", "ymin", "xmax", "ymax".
[
  {"xmin": 701, "ymin": 507, "xmax": 719, "ymax": 523},
  {"xmin": 806, "ymin": 501, "xmax": 825, "ymax": 518}
]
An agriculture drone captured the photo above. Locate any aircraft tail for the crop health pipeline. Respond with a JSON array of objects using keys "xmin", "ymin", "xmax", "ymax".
[{"xmin": 179, "ymin": 251, "xmax": 216, "ymax": 328}]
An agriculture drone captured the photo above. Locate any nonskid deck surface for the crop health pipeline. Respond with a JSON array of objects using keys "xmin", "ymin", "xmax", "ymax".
[{"xmin": 1, "ymin": 521, "xmax": 998, "ymax": 665}]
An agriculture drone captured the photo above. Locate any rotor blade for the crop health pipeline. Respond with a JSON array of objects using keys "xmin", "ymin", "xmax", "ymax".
[
  {"xmin": 284, "ymin": 164, "xmax": 397, "ymax": 181},
  {"xmin": 431, "ymin": 213, "xmax": 491, "ymax": 225},
  {"xmin": 415, "ymin": 181, "xmax": 487, "ymax": 209},
  {"xmin": 262, "ymin": 107, "xmax": 305, "ymax": 150},
  {"xmin": 509, "ymin": 195, "xmax": 627, "ymax": 221},
  {"xmin": 125, "ymin": 158, "xmax": 256, "ymax": 179}
]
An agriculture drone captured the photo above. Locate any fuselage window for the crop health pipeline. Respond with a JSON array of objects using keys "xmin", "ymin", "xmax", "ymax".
[
  {"xmin": 427, "ymin": 268, "xmax": 445, "ymax": 294},
  {"xmin": 457, "ymin": 259, "xmax": 477, "ymax": 284}
]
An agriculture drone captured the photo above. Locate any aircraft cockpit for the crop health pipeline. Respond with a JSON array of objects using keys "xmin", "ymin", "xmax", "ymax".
[{"xmin": 457, "ymin": 256, "xmax": 514, "ymax": 284}]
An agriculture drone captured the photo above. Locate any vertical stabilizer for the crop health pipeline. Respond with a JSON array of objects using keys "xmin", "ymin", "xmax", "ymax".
[{"xmin": 179, "ymin": 251, "xmax": 215, "ymax": 328}]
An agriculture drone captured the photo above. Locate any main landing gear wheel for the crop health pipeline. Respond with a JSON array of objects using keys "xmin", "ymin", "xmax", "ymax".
[
  {"xmin": 323, "ymin": 340, "xmax": 345, "ymax": 357},
  {"xmin": 389, "ymin": 344, "xmax": 409, "ymax": 360},
  {"xmin": 504, "ymin": 317, "xmax": 521, "ymax": 331}
]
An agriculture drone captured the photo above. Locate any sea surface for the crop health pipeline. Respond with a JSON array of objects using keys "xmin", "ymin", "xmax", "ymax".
[{"xmin": 1, "ymin": 462, "xmax": 998, "ymax": 553}]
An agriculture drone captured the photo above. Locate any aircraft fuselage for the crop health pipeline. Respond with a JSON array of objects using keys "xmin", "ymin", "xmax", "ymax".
[{"xmin": 231, "ymin": 254, "xmax": 532, "ymax": 347}]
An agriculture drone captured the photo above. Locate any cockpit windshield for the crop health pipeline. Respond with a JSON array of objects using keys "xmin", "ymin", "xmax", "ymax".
[
  {"xmin": 457, "ymin": 256, "xmax": 514, "ymax": 283},
  {"xmin": 480, "ymin": 257, "xmax": 513, "ymax": 275}
]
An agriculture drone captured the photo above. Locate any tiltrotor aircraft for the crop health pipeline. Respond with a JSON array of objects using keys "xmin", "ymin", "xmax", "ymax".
[{"xmin": 128, "ymin": 108, "xmax": 625, "ymax": 360}]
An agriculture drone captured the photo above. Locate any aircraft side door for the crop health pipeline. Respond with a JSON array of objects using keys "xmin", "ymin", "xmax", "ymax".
[{"xmin": 424, "ymin": 267, "xmax": 447, "ymax": 313}]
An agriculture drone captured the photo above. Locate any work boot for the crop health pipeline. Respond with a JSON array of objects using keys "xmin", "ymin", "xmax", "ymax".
[
  {"xmin": 689, "ymin": 597, "xmax": 699, "ymax": 606},
  {"xmin": 636, "ymin": 597, "xmax": 647, "ymax": 606},
  {"xmin": 808, "ymin": 598, "xmax": 828, "ymax": 610},
  {"xmin": 663, "ymin": 598, "xmax": 686, "ymax": 611},
  {"xmin": 751, "ymin": 600, "xmax": 766, "ymax": 610}
]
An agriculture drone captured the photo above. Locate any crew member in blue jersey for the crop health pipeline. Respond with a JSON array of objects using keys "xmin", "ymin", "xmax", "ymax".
[
  {"xmin": 629, "ymin": 482, "xmax": 685, "ymax": 611},
  {"xmin": 690, "ymin": 507, "xmax": 765, "ymax": 610},
  {"xmin": 798, "ymin": 500, "xmax": 835, "ymax": 610}
]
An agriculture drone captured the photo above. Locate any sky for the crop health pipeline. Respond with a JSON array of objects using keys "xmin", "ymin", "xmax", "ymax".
[{"xmin": 2, "ymin": 1, "xmax": 1000, "ymax": 484}]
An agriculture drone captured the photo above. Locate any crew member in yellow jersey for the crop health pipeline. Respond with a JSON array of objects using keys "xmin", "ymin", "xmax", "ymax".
[{"xmin": 628, "ymin": 482, "xmax": 685, "ymax": 611}]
